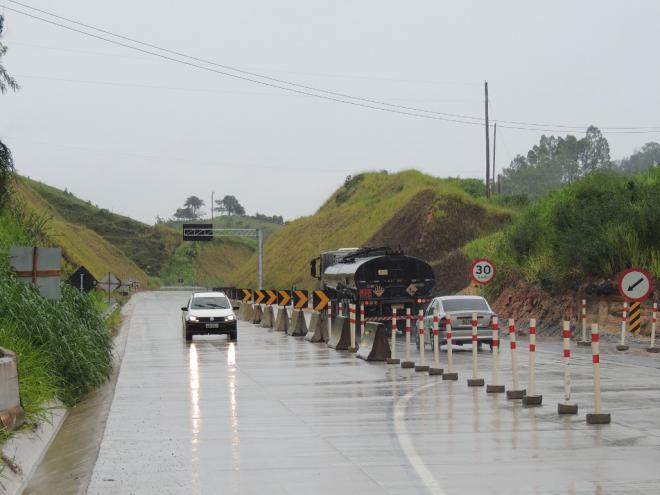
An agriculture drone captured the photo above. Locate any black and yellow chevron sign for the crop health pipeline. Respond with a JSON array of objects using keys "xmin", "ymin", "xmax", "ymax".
[{"xmin": 629, "ymin": 301, "xmax": 642, "ymax": 333}]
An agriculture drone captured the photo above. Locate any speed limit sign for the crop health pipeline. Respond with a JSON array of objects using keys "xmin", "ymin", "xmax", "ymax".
[{"xmin": 471, "ymin": 258, "xmax": 496, "ymax": 285}]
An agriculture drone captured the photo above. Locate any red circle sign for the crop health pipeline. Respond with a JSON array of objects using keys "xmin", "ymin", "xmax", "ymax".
[
  {"xmin": 617, "ymin": 268, "xmax": 654, "ymax": 302},
  {"xmin": 471, "ymin": 258, "xmax": 496, "ymax": 285}
]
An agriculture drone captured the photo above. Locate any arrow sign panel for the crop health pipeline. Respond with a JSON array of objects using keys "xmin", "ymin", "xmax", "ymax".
[
  {"xmin": 242, "ymin": 289, "xmax": 252, "ymax": 303},
  {"xmin": 313, "ymin": 290, "xmax": 330, "ymax": 312},
  {"xmin": 277, "ymin": 290, "xmax": 291, "ymax": 307},
  {"xmin": 265, "ymin": 290, "xmax": 277, "ymax": 305},
  {"xmin": 293, "ymin": 290, "xmax": 309, "ymax": 309},
  {"xmin": 254, "ymin": 289, "xmax": 265, "ymax": 304},
  {"xmin": 617, "ymin": 268, "xmax": 653, "ymax": 302},
  {"xmin": 99, "ymin": 273, "xmax": 121, "ymax": 292}
]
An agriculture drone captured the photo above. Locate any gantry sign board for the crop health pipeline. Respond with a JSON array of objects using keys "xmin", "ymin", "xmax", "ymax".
[
  {"xmin": 470, "ymin": 258, "xmax": 496, "ymax": 285},
  {"xmin": 9, "ymin": 246, "xmax": 62, "ymax": 300},
  {"xmin": 182, "ymin": 224, "xmax": 213, "ymax": 241},
  {"xmin": 617, "ymin": 268, "xmax": 654, "ymax": 302}
]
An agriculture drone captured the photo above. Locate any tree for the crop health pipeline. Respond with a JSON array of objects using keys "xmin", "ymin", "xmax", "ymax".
[
  {"xmin": 183, "ymin": 196, "xmax": 204, "ymax": 218},
  {"xmin": 619, "ymin": 142, "xmax": 660, "ymax": 174},
  {"xmin": 214, "ymin": 195, "xmax": 245, "ymax": 216},
  {"xmin": 579, "ymin": 126, "xmax": 611, "ymax": 173},
  {"xmin": 0, "ymin": 15, "xmax": 19, "ymax": 94},
  {"xmin": 173, "ymin": 207, "xmax": 194, "ymax": 220},
  {"xmin": 0, "ymin": 15, "xmax": 18, "ymax": 206}
]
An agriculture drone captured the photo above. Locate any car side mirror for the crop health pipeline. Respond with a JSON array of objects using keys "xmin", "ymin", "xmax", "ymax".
[{"xmin": 181, "ymin": 307, "xmax": 188, "ymax": 311}]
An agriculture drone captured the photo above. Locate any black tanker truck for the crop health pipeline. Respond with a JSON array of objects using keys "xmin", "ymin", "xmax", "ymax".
[{"xmin": 310, "ymin": 247, "xmax": 435, "ymax": 332}]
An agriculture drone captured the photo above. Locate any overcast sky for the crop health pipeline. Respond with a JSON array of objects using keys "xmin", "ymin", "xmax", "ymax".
[{"xmin": 1, "ymin": 0, "xmax": 659, "ymax": 223}]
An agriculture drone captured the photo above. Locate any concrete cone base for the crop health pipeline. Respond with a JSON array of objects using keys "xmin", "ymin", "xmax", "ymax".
[
  {"xmin": 401, "ymin": 361, "xmax": 415, "ymax": 369},
  {"xmin": 616, "ymin": 344, "xmax": 629, "ymax": 351},
  {"xmin": 523, "ymin": 395, "xmax": 543, "ymax": 406},
  {"xmin": 487, "ymin": 384, "xmax": 505, "ymax": 393},
  {"xmin": 442, "ymin": 372, "xmax": 458, "ymax": 381},
  {"xmin": 429, "ymin": 367, "xmax": 444, "ymax": 375},
  {"xmin": 348, "ymin": 346, "xmax": 358, "ymax": 353},
  {"xmin": 558, "ymin": 403, "xmax": 578, "ymax": 414},
  {"xmin": 506, "ymin": 389, "xmax": 526, "ymax": 400},
  {"xmin": 387, "ymin": 358, "xmax": 401, "ymax": 364},
  {"xmin": 586, "ymin": 413, "xmax": 611, "ymax": 425},
  {"xmin": 415, "ymin": 365, "xmax": 430, "ymax": 372},
  {"xmin": 646, "ymin": 347, "xmax": 660, "ymax": 353},
  {"xmin": 577, "ymin": 341, "xmax": 591, "ymax": 347},
  {"xmin": 467, "ymin": 378, "xmax": 485, "ymax": 387}
]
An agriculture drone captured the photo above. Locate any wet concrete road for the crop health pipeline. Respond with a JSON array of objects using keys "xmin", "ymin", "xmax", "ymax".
[{"xmin": 67, "ymin": 292, "xmax": 660, "ymax": 494}]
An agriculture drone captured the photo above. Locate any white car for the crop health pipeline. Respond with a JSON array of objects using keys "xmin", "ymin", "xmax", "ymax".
[
  {"xmin": 181, "ymin": 292, "xmax": 237, "ymax": 342},
  {"xmin": 416, "ymin": 295, "xmax": 496, "ymax": 350}
]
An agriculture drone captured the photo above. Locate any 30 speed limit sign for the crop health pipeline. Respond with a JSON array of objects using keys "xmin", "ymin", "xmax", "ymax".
[{"xmin": 471, "ymin": 258, "xmax": 496, "ymax": 285}]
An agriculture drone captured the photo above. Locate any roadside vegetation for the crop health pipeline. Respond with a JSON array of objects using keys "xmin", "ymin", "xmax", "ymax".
[{"xmin": 466, "ymin": 167, "xmax": 660, "ymax": 295}]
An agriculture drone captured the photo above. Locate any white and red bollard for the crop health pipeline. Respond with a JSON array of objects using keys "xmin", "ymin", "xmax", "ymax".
[
  {"xmin": 401, "ymin": 308, "xmax": 415, "ymax": 368},
  {"xmin": 577, "ymin": 299, "xmax": 590, "ymax": 347},
  {"xmin": 523, "ymin": 318, "xmax": 542, "ymax": 406},
  {"xmin": 617, "ymin": 302, "xmax": 629, "ymax": 351},
  {"xmin": 338, "ymin": 301, "xmax": 343, "ymax": 318},
  {"xmin": 429, "ymin": 309, "xmax": 443, "ymax": 375},
  {"xmin": 648, "ymin": 303, "xmax": 658, "ymax": 353},
  {"xmin": 506, "ymin": 318, "xmax": 526, "ymax": 399},
  {"xmin": 415, "ymin": 310, "xmax": 430, "ymax": 372},
  {"xmin": 387, "ymin": 307, "xmax": 400, "ymax": 364},
  {"xmin": 442, "ymin": 312, "xmax": 458, "ymax": 380},
  {"xmin": 487, "ymin": 316, "xmax": 505, "ymax": 393},
  {"xmin": 467, "ymin": 312, "xmax": 484, "ymax": 386},
  {"xmin": 348, "ymin": 304, "xmax": 357, "ymax": 352},
  {"xmin": 586, "ymin": 323, "xmax": 611, "ymax": 424},
  {"xmin": 558, "ymin": 320, "xmax": 578, "ymax": 414}
]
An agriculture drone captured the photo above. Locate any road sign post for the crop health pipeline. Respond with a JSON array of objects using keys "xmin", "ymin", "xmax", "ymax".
[{"xmin": 617, "ymin": 268, "xmax": 653, "ymax": 352}]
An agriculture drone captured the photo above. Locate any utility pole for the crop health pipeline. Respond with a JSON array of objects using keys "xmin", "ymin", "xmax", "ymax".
[
  {"xmin": 492, "ymin": 122, "xmax": 497, "ymax": 194},
  {"xmin": 484, "ymin": 81, "xmax": 490, "ymax": 198},
  {"xmin": 211, "ymin": 191, "xmax": 214, "ymax": 222}
]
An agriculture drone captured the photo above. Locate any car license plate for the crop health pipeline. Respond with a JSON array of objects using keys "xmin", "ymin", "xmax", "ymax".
[{"xmin": 206, "ymin": 323, "xmax": 220, "ymax": 329}]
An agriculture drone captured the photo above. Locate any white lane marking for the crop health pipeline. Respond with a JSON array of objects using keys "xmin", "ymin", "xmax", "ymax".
[{"xmin": 394, "ymin": 381, "xmax": 448, "ymax": 495}]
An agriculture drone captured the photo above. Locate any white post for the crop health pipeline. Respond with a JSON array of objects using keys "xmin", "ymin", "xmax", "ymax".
[
  {"xmin": 617, "ymin": 302, "xmax": 629, "ymax": 351},
  {"xmin": 577, "ymin": 298, "xmax": 590, "ymax": 346},
  {"xmin": 360, "ymin": 303, "xmax": 365, "ymax": 340},
  {"xmin": 443, "ymin": 313, "xmax": 458, "ymax": 380},
  {"xmin": 401, "ymin": 308, "xmax": 414, "ymax": 368},
  {"xmin": 558, "ymin": 320, "xmax": 577, "ymax": 414},
  {"xmin": 349, "ymin": 304, "xmax": 357, "ymax": 352},
  {"xmin": 388, "ymin": 307, "xmax": 399, "ymax": 364},
  {"xmin": 468, "ymin": 312, "xmax": 484, "ymax": 386},
  {"xmin": 587, "ymin": 323, "xmax": 610, "ymax": 424},
  {"xmin": 415, "ymin": 310, "xmax": 429, "ymax": 371},
  {"xmin": 648, "ymin": 303, "xmax": 658, "ymax": 353},
  {"xmin": 523, "ymin": 319, "xmax": 542, "ymax": 405},
  {"xmin": 430, "ymin": 309, "xmax": 442, "ymax": 375},
  {"xmin": 507, "ymin": 318, "xmax": 525, "ymax": 399},
  {"xmin": 487, "ymin": 316, "xmax": 504, "ymax": 393}
]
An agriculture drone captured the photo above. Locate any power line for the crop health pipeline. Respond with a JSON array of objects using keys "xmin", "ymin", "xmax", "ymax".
[{"xmin": 3, "ymin": 1, "xmax": 660, "ymax": 134}]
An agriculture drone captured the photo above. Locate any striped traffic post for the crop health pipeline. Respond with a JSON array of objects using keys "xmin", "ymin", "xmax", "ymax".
[
  {"xmin": 648, "ymin": 303, "xmax": 658, "ymax": 353},
  {"xmin": 586, "ymin": 323, "xmax": 611, "ymax": 424},
  {"xmin": 359, "ymin": 303, "xmax": 365, "ymax": 343},
  {"xmin": 523, "ymin": 319, "xmax": 542, "ymax": 406},
  {"xmin": 506, "ymin": 318, "xmax": 526, "ymax": 399},
  {"xmin": 415, "ymin": 310, "xmax": 430, "ymax": 372},
  {"xmin": 558, "ymin": 320, "xmax": 578, "ymax": 414},
  {"xmin": 577, "ymin": 299, "xmax": 590, "ymax": 346},
  {"xmin": 387, "ymin": 307, "xmax": 400, "ymax": 364},
  {"xmin": 429, "ymin": 309, "xmax": 443, "ymax": 375},
  {"xmin": 467, "ymin": 312, "xmax": 484, "ymax": 386},
  {"xmin": 348, "ymin": 304, "xmax": 357, "ymax": 352},
  {"xmin": 616, "ymin": 302, "xmax": 629, "ymax": 351},
  {"xmin": 487, "ymin": 316, "xmax": 505, "ymax": 393},
  {"xmin": 401, "ymin": 308, "xmax": 415, "ymax": 368},
  {"xmin": 328, "ymin": 303, "xmax": 333, "ymax": 330},
  {"xmin": 442, "ymin": 312, "xmax": 458, "ymax": 380},
  {"xmin": 338, "ymin": 301, "xmax": 343, "ymax": 318}
]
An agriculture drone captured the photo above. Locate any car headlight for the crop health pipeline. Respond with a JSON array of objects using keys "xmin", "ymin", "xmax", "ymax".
[
  {"xmin": 226, "ymin": 315, "xmax": 235, "ymax": 321},
  {"xmin": 189, "ymin": 315, "xmax": 198, "ymax": 322}
]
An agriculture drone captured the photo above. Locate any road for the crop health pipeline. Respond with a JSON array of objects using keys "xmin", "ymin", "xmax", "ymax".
[{"xmin": 28, "ymin": 291, "xmax": 660, "ymax": 494}]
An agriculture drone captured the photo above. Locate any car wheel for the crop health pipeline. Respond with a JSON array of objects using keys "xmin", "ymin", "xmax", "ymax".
[
  {"xmin": 487, "ymin": 339, "xmax": 493, "ymax": 351},
  {"xmin": 185, "ymin": 329, "xmax": 193, "ymax": 342},
  {"xmin": 229, "ymin": 329, "xmax": 237, "ymax": 341}
]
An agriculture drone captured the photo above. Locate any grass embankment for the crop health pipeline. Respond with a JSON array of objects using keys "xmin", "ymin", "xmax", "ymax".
[
  {"xmin": 229, "ymin": 170, "xmax": 513, "ymax": 290},
  {"xmin": 0, "ymin": 207, "xmax": 114, "ymax": 448},
  {"xmin": 13, "ymin": 178, "xmax": 152, "ymax": 286},
  {"xmin": 465, "ymin": 168, "xmax": 660, "ymax": 295}
]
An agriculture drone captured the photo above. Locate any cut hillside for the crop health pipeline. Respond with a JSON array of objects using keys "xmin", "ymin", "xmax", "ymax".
[
  {"xmin": 12, "ymin": 178, "xmax": 151, "ymax": 286},
  {"xmin": 229, "ymin": 170, "xmax": 512, "ymax": 291},
  {"xmin": 22, "ymin": 177, "xmax": 178, "ymax": 276}
]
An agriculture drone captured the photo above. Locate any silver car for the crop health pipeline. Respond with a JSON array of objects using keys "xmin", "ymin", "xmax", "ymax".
[{"xmin": 415, "ymin": 295, "xmax": 496, "ymax": 350}]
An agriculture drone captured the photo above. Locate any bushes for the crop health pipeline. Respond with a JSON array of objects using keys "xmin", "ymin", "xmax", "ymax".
[
  {"xmin": 0, "ymin": 275, "xmax": 113, "ymax": 406},
  {"xmin": 466, "ymin": 168, "xmax": 660, "ymax": 294}
]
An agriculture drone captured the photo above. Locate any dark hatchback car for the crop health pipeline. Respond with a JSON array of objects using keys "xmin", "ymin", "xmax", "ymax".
[{"xmin": 181, "ymin": 292, "xmax": 237, "ymax": 341}]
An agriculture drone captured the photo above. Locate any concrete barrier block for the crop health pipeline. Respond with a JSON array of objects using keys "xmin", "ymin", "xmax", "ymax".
[
  {"xmin": 275, "ymin": 307, "xmax": 290, "ymax": 333},
  {"xmin": 251, "ymin": 304, "xmax": 263, "ymax": 324},
  {"xmin": 328, "ymin": 316, "xmax": 350, "ymax": 350},
  {"xmin": 357, "ymin": 322, "xmax": 391, "ymax": 361},
  {"xmin": 305, "ymin": 312, "xmax": 328, "ymax": 342},
  {"xmin": 288, "ymin": 309, "xmax": 308, "ymax": 336},
  {"xmin": 0, "ymin": 347, "xmax": 25, "ymax": 431},
  {"xmin": 261, "ymin": 306, "xmax": 274, "ymax": 328}
]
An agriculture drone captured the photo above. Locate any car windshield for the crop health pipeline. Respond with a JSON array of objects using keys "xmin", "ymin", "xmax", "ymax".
[
  {"xmin": 442, "ymin": 298, "xmax": 489, "ymax": 312},
  {"xmin": 191, "ymin": 296, "xmax": 230, "ymax": 309}
]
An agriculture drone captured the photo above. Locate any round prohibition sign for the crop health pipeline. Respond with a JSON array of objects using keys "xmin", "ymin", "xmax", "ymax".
[
  {"xmin": 471, "ymin": 258, "xmax": 496, "ymax": 285},
  {"xmin": 617, "ymin": 268, "xmax": 654, "ymax": 302}
]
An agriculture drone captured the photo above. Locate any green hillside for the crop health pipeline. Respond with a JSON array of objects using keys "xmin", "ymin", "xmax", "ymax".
[{"xmin": 228, "ymin": 170, "xmax": 513, "ymax": 292}]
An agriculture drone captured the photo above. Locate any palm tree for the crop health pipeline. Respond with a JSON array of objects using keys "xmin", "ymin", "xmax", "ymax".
[
  {"xmin": 184, "ymin": 196, "xmax": 204, "ymax": 218},
  {"xmin": 0, "ymin": 15, "xmax": 20, "ymax": 94}
]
